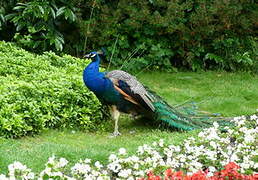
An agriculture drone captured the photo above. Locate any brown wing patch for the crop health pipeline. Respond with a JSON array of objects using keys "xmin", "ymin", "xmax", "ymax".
[{"xmin": 113, "ymin": 85, "xmax": 139, "ymax": 105}]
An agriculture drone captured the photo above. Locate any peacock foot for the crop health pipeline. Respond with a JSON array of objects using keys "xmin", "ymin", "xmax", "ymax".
[{"xmin": 109, "ymin": 131, "xmax": 121, "ymax": 138}]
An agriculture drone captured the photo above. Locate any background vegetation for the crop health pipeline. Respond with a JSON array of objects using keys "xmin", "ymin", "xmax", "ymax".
[
  {"xmin": 0, "ymin": 1, "xmax": 257, "ymax": 175},
  {"xmin": 0, "ymin": 0, "xmax": 257, "ymax": 72},
  {"xmin": 0, "ymin": 69, "xmax": 257, "ymax": 173},
  {"xmin": 0, "ymin": 41, "xmax": 109, "ymax": 138}
]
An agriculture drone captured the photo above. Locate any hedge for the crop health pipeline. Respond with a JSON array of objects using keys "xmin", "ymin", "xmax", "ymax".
[{"xmin": 0, "ymin": 41, "xmax": 109, "ymax": 138}]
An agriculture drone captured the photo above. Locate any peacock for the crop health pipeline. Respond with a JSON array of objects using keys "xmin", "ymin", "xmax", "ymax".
[{"xmin": 83, "ymin": 51, "xmax": 230, "ymax": 136}]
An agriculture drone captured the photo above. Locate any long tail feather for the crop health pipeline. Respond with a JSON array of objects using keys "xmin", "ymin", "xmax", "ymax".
[{"xmin": 147, "ymin": 89, "xmax": 233, "ymax": 131}]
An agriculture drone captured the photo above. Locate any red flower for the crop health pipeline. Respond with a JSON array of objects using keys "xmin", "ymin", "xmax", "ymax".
[
  {"xmin": 224, "ymin": 162, "xmax": 240, "ymax": 171},
  {"xmin": 140, "ymin": 162, "xmax": 257, "ymax": 180},
  {"xmin": 188, "ymin": 171, "xmax": 207, "ymax": 180},
  {"xmin": 147, "ymin": 171, "xmax": 162, "ymax": 180},
  {"xmin": 165, "ymin": 168, "xmax": 173, "ymax": 177},
  {"xmin": 165, "ymin": 169, "xmax": 184, "ymax": 180}
]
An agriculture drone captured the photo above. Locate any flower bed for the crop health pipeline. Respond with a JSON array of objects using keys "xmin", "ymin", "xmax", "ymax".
[
  {"xmin": 1, "ymin": 114, "xmax": 257, "ymax": 179},
  {"xmin": 142, "ymin": 162, "xmax": 258, "ymax": 180}
]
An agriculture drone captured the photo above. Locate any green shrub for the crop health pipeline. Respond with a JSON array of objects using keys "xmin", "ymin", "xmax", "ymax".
[
  {"xmin": 0, "ymin": 41, "xmax": 109, "ymax": 138},
  {"xmin": 88, "ymin": 0, "xmax": 258, "ymax": 72},
  {"xmin": 0, "ymin": 0, "xmax": 257, "ymax": 72},
  {"xmin": 1, "ymin": 0, "xmax": 78, "ymax": 52}
]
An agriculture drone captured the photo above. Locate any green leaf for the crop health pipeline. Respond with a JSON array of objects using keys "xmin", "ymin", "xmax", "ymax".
[
  {"xmin": 32, "ymin": 41, "xmax": 41, "ymax": 49},
  {"xmin": 16, "ymin": 24, "xmax": 24, "ymax": 31},
  {"xmin": 5, "ymin": 13, "xmax": 16, "ymax": 20},
  {"xmin": 66, "ymin": 9, "xmax": 76, "ymax": 22},
  {"xmin": 0, "ymin": 14, "xmax": 5, "ymax": 22},
  {"xmin": 13, "ymin": 6, "xmax": 26, "ymax": 11},
  {"xmin": 38, "ymin": 5, "xmax": 44, "ymax": 15},
  {"xmin": 50, "ymin": 7, "xmax": 56, "ymax": 19},
  {"xmin": 55, "ymin": 38, "xmax": 63, "ymax": 51},
  {"xmin": 16, "ymin": 3, "xmax": 26, "ymax": 6},
  {"xmin": 56, "ymin": 7, "xmax": 66, "ymax": 17}
]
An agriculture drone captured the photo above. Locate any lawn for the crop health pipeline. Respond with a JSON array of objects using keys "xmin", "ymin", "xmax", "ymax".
[{"xmin": 0, "ymin": 71, "xmax": 257, "ymax": 174}]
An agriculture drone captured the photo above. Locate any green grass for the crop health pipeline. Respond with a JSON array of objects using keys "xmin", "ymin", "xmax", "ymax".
[
  {"xmin": 138, "ymin": 71, "xmax": 258, "ymax": 116},
  {"xmin": 0, "ymin": 71, "xmax": 257, "ymax": 174}
]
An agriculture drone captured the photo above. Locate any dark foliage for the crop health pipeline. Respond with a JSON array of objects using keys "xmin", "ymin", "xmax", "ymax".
[{"xmin": 0, "ymin": 0, "xmax": 257, "ymax": 71}]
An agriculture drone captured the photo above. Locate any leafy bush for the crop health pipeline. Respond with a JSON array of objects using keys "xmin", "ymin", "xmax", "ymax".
[
  {"xmin": 0, "ymin": 41, "xmax": 109, "ymax": 138},
  {"xmin": 0, "ymin": 1, "xmax": 257, "ymax": 71},
  {"xmin": 88, "ymin": 0, "xmax": 258, "ymax": 72},
  {"xmin": 0, "ymin": 113, "xmax": 257, "ymax": 179},
  {"xmin": 1, "ymin": 0, "xmax": 78, "ymax": 52}
]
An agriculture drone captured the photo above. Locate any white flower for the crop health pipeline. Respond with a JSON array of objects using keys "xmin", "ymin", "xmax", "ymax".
[
  {"xmin": 26, "ymin": 172, "xmax": 35, "ymax": 179},
  {"xmin": 48, "ymin": 156, "xmax": 56, "ymax": 165},
  {"xmin": 107, "ymin": 163, "xmax": 121, "ymax": 173},
  {"xmin": 239, "ymin": 127, "xmax": 247, "ymax": 132},
  {"xmin": 51, "ymin": 171, "xmax": 63, "ymax": 177},
  {"xmin": 158, "ymin": 160, "xmax": 165, "ymax": 166},
  {"xmin": 118, "ymin": 148, "xmax": 126, "ymax": 155},
  {"xmin": 0, "ymin": 174, "xmax": 8, "ymax": 180},
  {"xmin": 209, "ymin": 141, "xmax": 217, "ymax": 149},
  {"xmin": 137, "ymin": 146, "xmax": 144, "ymax": 154},
  {"xmin": 71, "ymin": 163, "xmax": 91, "ymax": 174},
  {"xmin": 209, "ymin": 166, "xmax": 216, "ymax": 172},
  {"xmin": 145, "ymin": 157, "xmax": 152, "ymax": 164},
  {"xmin": 108, "ymin": 154, "xmax": 117, "ymax": 162},
  {"xmin": 158, "ymin": 139, "xmax": 164, "ymax": 147},
  {"xmin": 8, "ymin": 161, "xmax": 27, "ymax": 171},
  {"xmin": 94, "ymin": 161, "xmax": 103, "ymax": 169},
  {"xmin": 84, "ymin": 158, "xmax": 91, "ymax": 163},
  {"xmin": 206, "ymin": 128, "xmax": 220, "ymax": 140},
  {"xmin": 233, "ymin": 116, "xmax": 245, "ymax": 122},
  {"xmin": 198, "ymin": 131, "xmax": 205, "ymax": 138},
  {"xmin": 129, "ymin": 155, "xmax": 139, "ymax": 162},
  {"xmin": 254, "ymin": 162, "xmax": 258, "ymax": 169},
  {"xmin": 213, "ymin": 122, "xmax": 219, "ymax": 129},
  {"xmin": 133, "ymin": 163, "xmax": 139, "ymax": 170},
  {"xmin": 178, "ymin": 155, "xmax": 186, "ymax": 163},
  {"xmin": 250, "ymin": 114, "xmax": 257, "ymax": 120},
  {"xmin": 57, "ymin": 158, "xmax": 68, "ymax": 168},
  {"xmin": 134, "ymin": 170, "xmax": 145, "ymax": 177},
  {"xmin": 174, "ymin": 146, "xmax": 181, "ymax": 152},
  {"xmin": 206, "ymin": 150, "xmax": 217, "ymax": 161},
  {"xmin": 207, "ymin": 172, "xmax": 213, "ymax": 177},
  {"xmin": 241, "ymin": 163, "xmax": 250, "ymax": 169},
  {"xmin": 244, "ymin": 133, "xmax": 255, "ymax": 143},
  {"xmin": 127, "ymin": 176, "xmax": 135, "ymax": 180},
  {"xmin": 230, "ymin": 153, "xmax": 239, "ymax": 162},
  {"xmin": 39, "ymin": 167, "xmax": 51, "ymax": 177},
  {"xmin": 152, "ymin": 141, "xmax": 158, "ymax": 146},
  {"xmin": 118, "ymin": 169, "xmax": 132, "ymax": 178}
]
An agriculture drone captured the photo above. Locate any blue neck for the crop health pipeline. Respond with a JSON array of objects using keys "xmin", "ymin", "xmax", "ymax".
[
  {"xmin": 85, "ymin": 54, "xmax": 101, "ymax": 74},
  {"xmin": 83, "ymin": 53, "xmax": 121, "ymax": 103},
  {"xmin": 83, "ymin": 54, "xmax": 106, "ymax": 94}
]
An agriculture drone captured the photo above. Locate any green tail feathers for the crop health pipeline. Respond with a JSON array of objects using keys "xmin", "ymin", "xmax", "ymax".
[{"xmin": 147, "ymin": 90, "xmax": 232, "ymax": 131}]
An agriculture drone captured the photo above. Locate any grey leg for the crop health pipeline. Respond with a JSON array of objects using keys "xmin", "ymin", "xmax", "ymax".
[{"xmin": 110, "ymin": 105, "xmax": 121, "ymax": 137}]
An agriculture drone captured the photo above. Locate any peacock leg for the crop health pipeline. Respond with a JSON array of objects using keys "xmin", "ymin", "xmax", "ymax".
[{"xmin": 111, "ymin": 105, "xmax": 121, "ymax": 137}]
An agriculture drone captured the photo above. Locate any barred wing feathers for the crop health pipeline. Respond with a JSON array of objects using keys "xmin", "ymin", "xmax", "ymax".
[
  {"xmin": 106, "ymin": 70, "xmax": 155, "ymax": 111},
  {"xmin": 106, "ymin": 70, "xmax": 229, "ymax": 131}
]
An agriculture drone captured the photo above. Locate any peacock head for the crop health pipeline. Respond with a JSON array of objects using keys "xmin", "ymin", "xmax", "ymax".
[
  {"xmin": 84, "ymin": 51, "xmax": 98, "ymax": 61},
  {"xmin": 84, "ymin": 49, "xmax": 106, "ymax": 62}
]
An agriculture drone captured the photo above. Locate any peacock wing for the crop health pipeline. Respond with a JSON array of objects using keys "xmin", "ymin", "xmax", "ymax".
[{"xmin": 105, "ymin": 70, "xmax": 155, "ymax": 112}]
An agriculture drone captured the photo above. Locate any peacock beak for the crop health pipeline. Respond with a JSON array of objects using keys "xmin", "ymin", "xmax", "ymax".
[{"xmin": 84, "ymin": 53, "xmax": 96, "ymax": 58}]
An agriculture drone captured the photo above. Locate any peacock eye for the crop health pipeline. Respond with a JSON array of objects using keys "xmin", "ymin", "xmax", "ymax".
[{"xmin": 91, "ymin": 54, "xmax": 96, "ymax": 57}]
